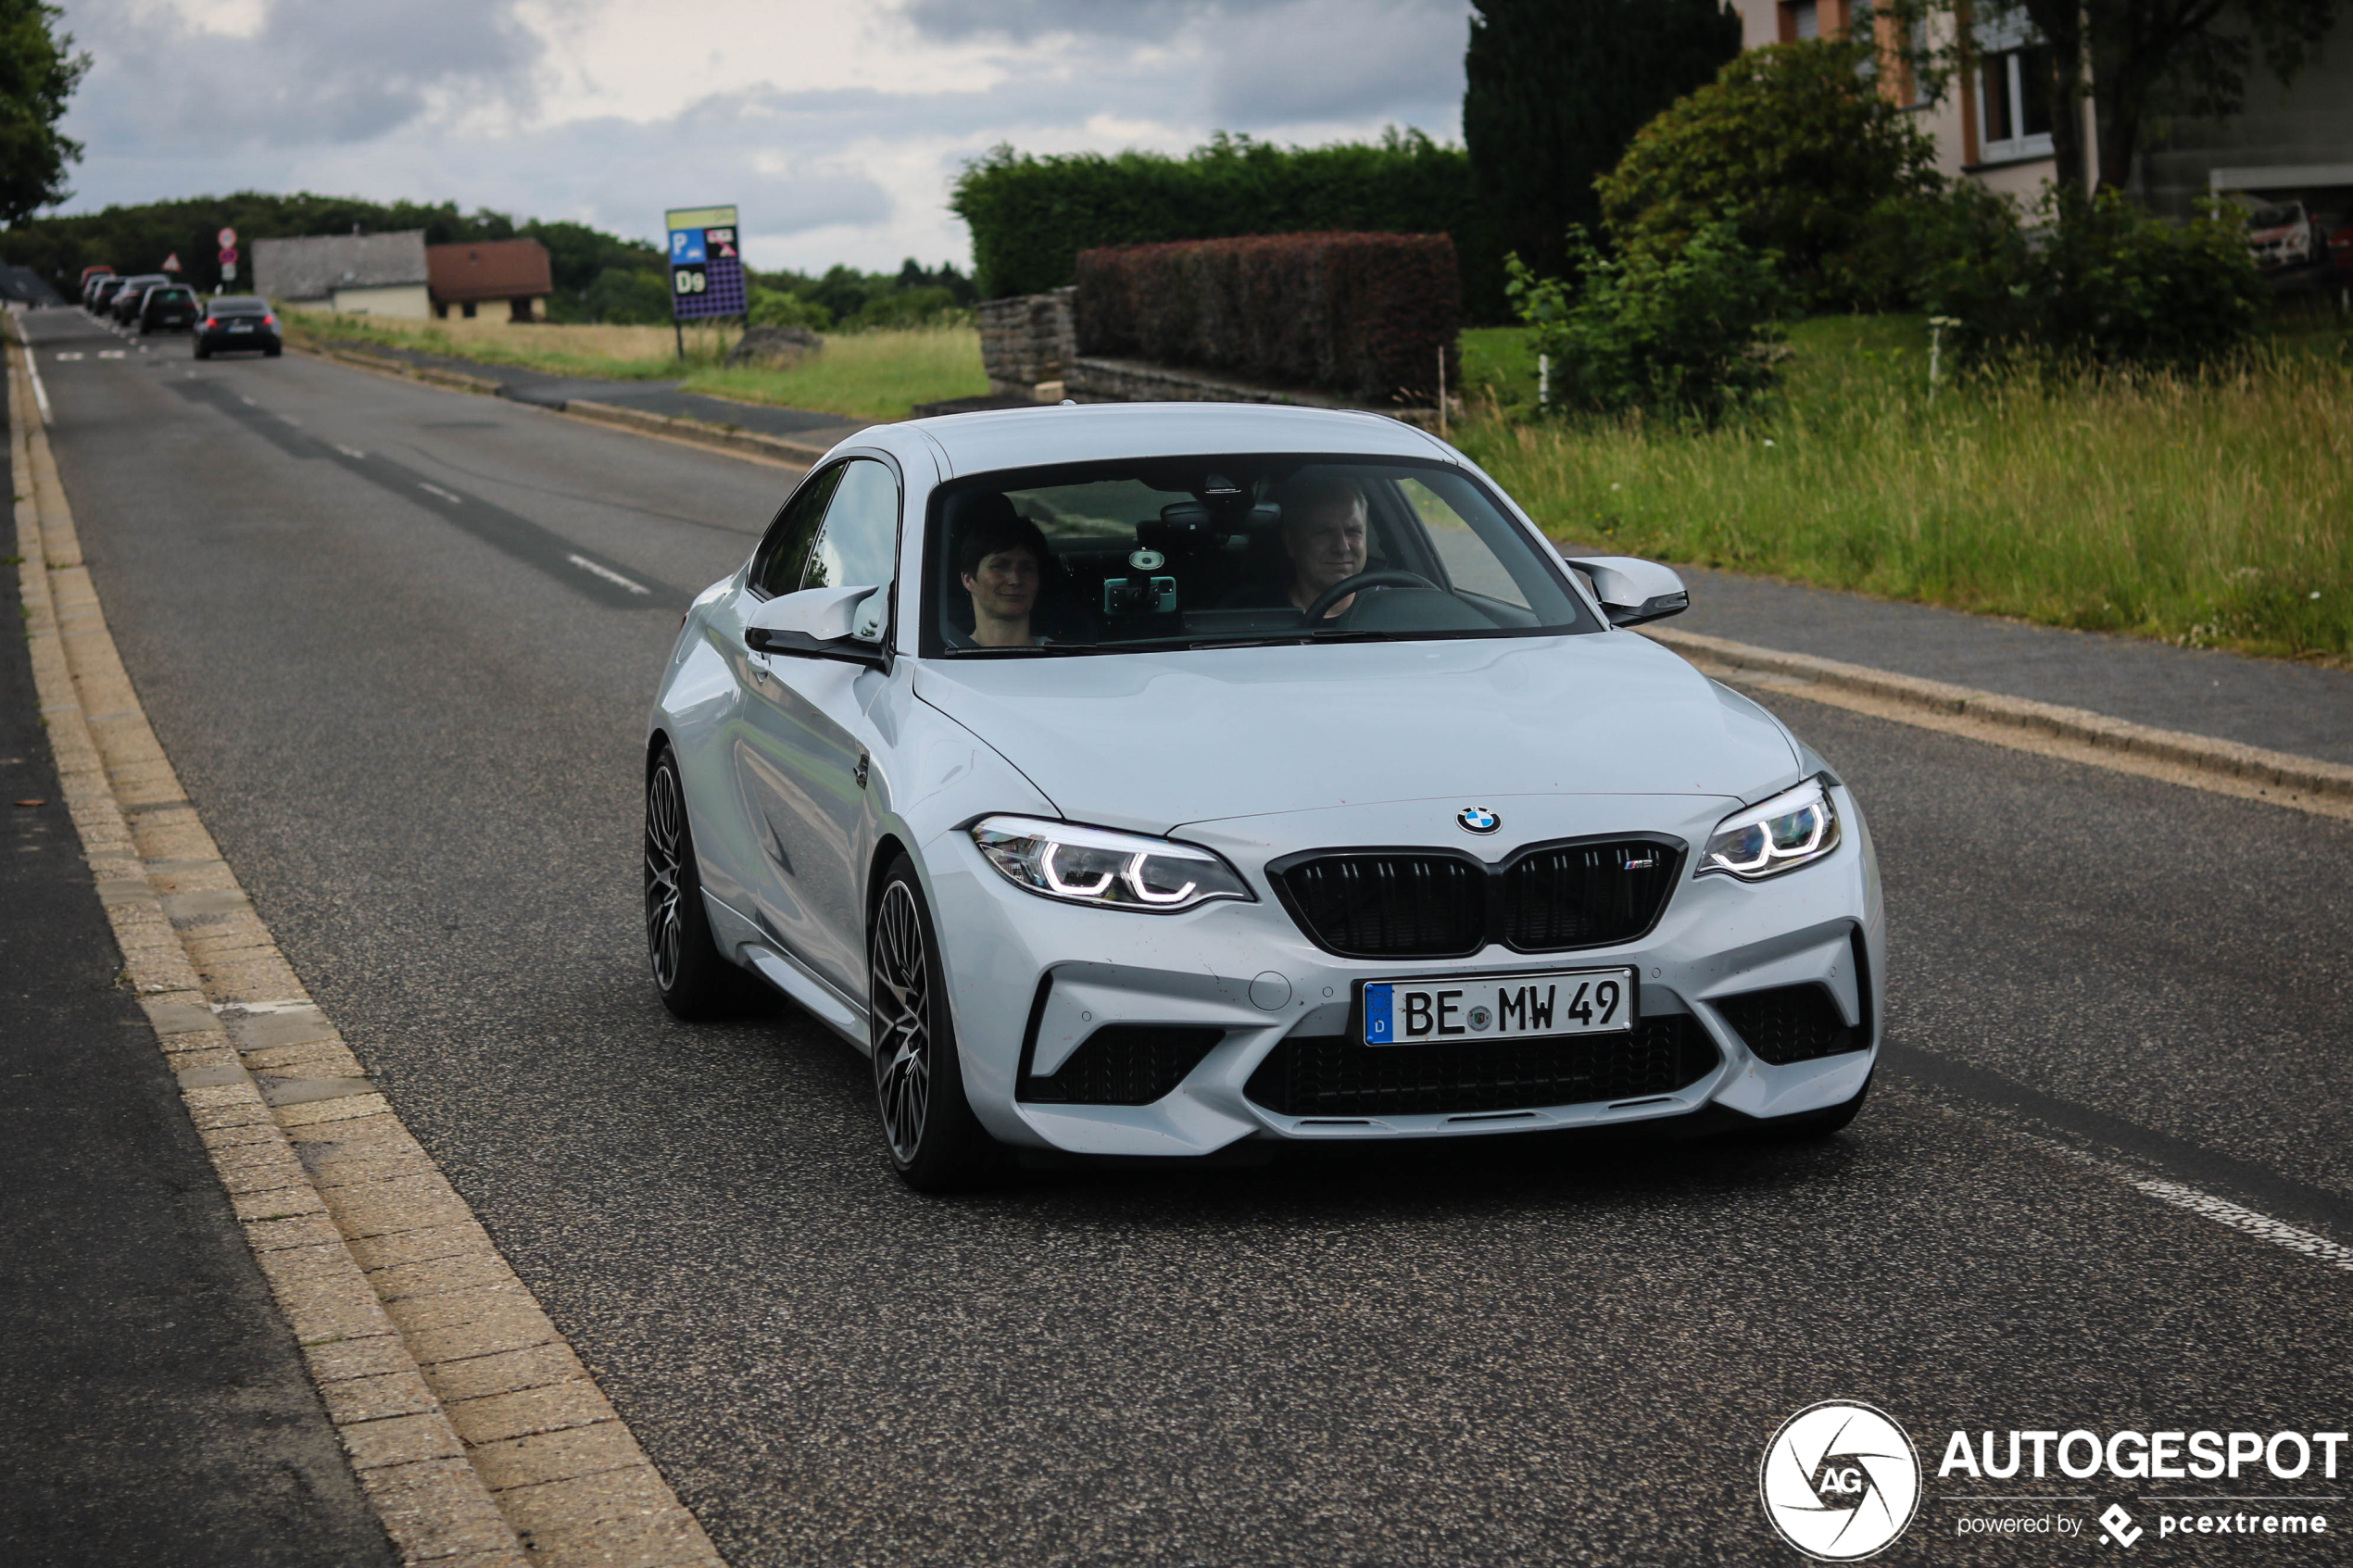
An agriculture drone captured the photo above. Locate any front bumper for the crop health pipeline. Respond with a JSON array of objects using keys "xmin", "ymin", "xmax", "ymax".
[{"xmin": 924, "ymin": 788, "xmax": 1884, "ymax": 1157}]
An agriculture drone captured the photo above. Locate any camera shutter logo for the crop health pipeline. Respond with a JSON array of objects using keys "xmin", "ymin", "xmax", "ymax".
[{"xmin": 1759, "ymin": 1400, "xmax": 1921, "ymax": 1561}]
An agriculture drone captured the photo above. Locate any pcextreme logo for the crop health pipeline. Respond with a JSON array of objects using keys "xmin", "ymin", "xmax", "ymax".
[{"xmin": 1761, "ymin": 1400, "xmax": 1924, "ymax": 1561}]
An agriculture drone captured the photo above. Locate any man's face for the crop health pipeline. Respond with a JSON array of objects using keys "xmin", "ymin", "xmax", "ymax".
[
  {"xmin": 963, "ymin": 547, "xmax": 1039, "ymax": 621},
  {"xmin": 1284, "ymin": 499, "xmax": 1368, "ymax": 597}
]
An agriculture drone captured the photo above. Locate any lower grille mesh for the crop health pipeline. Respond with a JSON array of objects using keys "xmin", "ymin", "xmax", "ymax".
[
  {"xmin": 1712, "ymin": 984, "xmax": 1861, "ymax": 1065},
  {"xmin": 1021, "ymin": 1025, "xmax": 1224, "ymax": 1106},
  {"xmin": 1244, "ymin": 1013, "xmax": 1719, "ymax": 1117}
]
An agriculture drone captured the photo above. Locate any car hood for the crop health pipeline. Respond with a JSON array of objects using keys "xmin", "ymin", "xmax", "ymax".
[{"xmin": 913, "ymin": 633, "xmax": 1801, "ymax": 834}]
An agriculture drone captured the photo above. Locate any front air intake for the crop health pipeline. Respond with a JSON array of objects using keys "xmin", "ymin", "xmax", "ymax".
[
  {"xmin": 1019, "ymin": 1025, "xmax": 1224, "ymax": 1106},
  {"xmin": 1244, "ymin": 1012, "xmax": 1719, "ymax": 1117},
  {"xmin": 1712, "ymin": 984, "xmax": 1861, "ymax": 1065}
]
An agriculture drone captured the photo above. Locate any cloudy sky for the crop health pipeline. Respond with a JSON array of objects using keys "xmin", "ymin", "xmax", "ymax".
[{"xmin": 51, "ymin": 0, "xmax": 1475, "ymax": 273}]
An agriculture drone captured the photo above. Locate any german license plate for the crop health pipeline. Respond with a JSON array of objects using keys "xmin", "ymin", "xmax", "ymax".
[
  {"xmin": 229, "ymin": 323, "xmax": 253, "ymax": 332},
  {"xmin": 1363, "ymin": 969, "xmax": 1635, "ymax": 1046}
]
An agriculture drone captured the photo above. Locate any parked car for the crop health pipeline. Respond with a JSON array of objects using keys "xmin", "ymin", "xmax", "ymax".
[
  {"xmin": 109, "ymin": 274, "xmax": 171, "ymax": 326},
  {"xmin": 2246, "ymin": 202, "xmax": 2323, "ymax": 271},
  {"xmin": 138, "ymin": 284, "xmax": 201, "ymax": 334},
  {"xmin": 193, "ymin": 296, "xmax": 283, "ymax": 358},
  {"xmin": 89, "ymin": 276, "xmax": 132, "ymax": 313},
  {"xmin": 80, "ymin": 268, "xmax": 115, "ymax": 307},
  {"xmin": 642, "ymin": 404, "xmax": 1883, "ymax": 1188}
]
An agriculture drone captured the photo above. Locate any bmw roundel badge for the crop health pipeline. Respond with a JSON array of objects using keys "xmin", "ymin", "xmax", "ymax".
[{"xmin": 1457, "ymin": 805, "xmax": 1501, "ymax": 834}]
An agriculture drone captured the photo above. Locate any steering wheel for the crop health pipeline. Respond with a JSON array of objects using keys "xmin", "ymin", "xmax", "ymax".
[{"xmin": 1302, "ymin": 568, "xmax": 1442, "ymax": 624}]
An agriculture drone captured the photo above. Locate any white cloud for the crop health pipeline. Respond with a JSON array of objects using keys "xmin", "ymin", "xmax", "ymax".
[{"xmin": 50, "ymin": 0, "xmax": 1473, "ymax": 271}]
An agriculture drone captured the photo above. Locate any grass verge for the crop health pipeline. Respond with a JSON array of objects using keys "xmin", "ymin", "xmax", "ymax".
[
  {"xmin": 1453, "ymin": 315, "xmax": 2353, "ymax": 665},
  {"xmin": 283, "ymin": 310, "xmax": 988, "ymax": 420}
]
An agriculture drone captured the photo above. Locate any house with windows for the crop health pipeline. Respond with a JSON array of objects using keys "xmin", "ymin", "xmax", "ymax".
[
  {"xmin": 426, "ymin": 239, "xmax": 554, "ymax": 321},
  {"xmin": 1730, "ymin": 0, "xmax": 2353, "ymax": 220},
  {"xmin": 255, "ymin": 231, "xmax": 433, "ymax": 318}
]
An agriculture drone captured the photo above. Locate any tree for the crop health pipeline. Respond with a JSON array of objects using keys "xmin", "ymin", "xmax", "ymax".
[
  {"xmin": 0, "ymin": 0, "xmax": 88, "ymax": 227},
  {"xmin": 1884, "ymin": 0, "xmax": 2348, "ymax": 193},
  {"xmin": 1597, "ymin": 42, "xmax": 1942, "ymax": 307},
  {"xmin": 1463, "ymin": 0, "xmax": 1741, "ymax": 284}
]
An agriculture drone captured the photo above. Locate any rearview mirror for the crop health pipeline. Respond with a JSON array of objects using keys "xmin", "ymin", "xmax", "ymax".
[
  {"xmin": 745, "ymin": 585, "xmax": 888, "ymax": 658},
  {"xmin": 1562, "ymin": 555, "xmax": 1689, "ymax": 628}
]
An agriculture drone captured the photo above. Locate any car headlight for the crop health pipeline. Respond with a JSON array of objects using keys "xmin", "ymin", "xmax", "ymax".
[
  {"xmin": 1701, "ymin": 777, "xmax": 1841, "ymax": 879},
  {"xmin": 968, "ymin": 816, "xmax": 1254, "ymax": 913}
]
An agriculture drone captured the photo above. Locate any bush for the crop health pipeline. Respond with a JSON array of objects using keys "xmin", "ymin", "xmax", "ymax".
[
  {"xmin": 581, "ymin": 266, "xmax": 673, "ymax": 326},
  {"xmin": 1506, "ymin": 220, "xmax": 1788, "ymax": 423},
  {"xmin": 749, "ymin": 286, "xmax": 833, "ymax": 331},
  {"xmin": 846, "ymin": 285, "xmax": 963, "ymax": 332},
  {"xmin": 1598, "ymin": 41, "xmax": 1942, "ymax": 309},
  {"xmin": 1925, "ymin": 186, "xmax": 2266, "ymax": 369},
  {"xmin": 951, "ymin": 130, "xmax": 1507, "ymax": 321},
  {"xmin": 1074, "ymin": 232, "xmax": 1461, "ymax": 401}
]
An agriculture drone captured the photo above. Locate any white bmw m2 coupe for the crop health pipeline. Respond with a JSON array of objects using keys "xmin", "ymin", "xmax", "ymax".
[{"xmin": 644, "ymin": 404, "xmax": 1881, "ymax": 1188}]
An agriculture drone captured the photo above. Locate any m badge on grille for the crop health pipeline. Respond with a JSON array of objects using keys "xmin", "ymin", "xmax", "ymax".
[{"xmin": 1457, "ymin": 806, "xmax": 1500, "ymax": 834}]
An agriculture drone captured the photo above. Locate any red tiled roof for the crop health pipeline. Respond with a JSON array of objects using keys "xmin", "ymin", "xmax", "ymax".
[{"xmin": 426, "ymin": 240, "xmax": 554, "ymax": 302}]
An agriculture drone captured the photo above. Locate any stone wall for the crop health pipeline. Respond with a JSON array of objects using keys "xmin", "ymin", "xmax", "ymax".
[{"xmin": 976, "ymin": 287, "xmax": 1076, "ymax": 396}]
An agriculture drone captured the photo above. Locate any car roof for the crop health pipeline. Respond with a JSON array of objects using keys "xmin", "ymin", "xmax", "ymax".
[{"xmin": 893, "ymin": 401, "xmax": 1453, "ymax": 480}]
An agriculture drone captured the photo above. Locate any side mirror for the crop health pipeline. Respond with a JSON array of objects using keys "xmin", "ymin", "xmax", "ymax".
[
  {"xmin": 745, "ymin": 585, "xmax": 888, "ymax": 657},
  {"xmin": 1563, "ymin": 555, "xmax": 1690, "ymax": 628}
]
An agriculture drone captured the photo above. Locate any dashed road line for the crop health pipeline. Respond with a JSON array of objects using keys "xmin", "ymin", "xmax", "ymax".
[
  {"xmin": 566, "ymin": 553, "xmax": 652, "ymax": 595},
  {"xmin": 335, "ymin": 444, "xmax": 368, "ymax": 460},
  {"xmin": 9, "ymin": 326, "xmax": 724, "ymax": 1566},
  {"xmin": 417, "ymin": 481, "xmax": 463, "ymax": 505}
]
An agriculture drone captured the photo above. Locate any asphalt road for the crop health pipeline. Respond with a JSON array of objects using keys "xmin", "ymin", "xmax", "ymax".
[{"xmin": 24, "ymin": 307, "xmax": 2353, "ymax": 1566}]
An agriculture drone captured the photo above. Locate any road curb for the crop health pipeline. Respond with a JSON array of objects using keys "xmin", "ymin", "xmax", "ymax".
[
  {"xmin": 9, "ymin": 326, "xmax": 727, "ymax": 1568},
  {"xmin": 1647, "ymin": 625, "xmax": 2353, "ymax": 815},
  {"xmin": 289, "ymin": 338, "xmax": 831, "ymax": 468}
]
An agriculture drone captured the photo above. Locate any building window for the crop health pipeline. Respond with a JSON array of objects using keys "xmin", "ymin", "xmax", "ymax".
[
  {"xmin": 1976, "ymin": 31, "xmax": 2055, "ymax": 162},
  {"xmin": 1791, "ymin": 0, "xmax": 1819, "ymax": 39},
  {"xmin": 461, "ymin": 300, "xmax": 477, "ymax": 319}
]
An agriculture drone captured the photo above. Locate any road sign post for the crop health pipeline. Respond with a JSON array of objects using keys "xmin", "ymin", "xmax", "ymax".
[{"xmin": 665, "ymin": 205, "xmax": 745, "ymax": 361}]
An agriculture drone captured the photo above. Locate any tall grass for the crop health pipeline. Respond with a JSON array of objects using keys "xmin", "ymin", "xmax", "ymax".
[
  {"xmin": 1456, "ymin": 317, "xmax": 2353, "ymax": 664},
  {"xmin": 283, "ymin": 310, "xmax": 988, "ymax": 421},
  {"xmin": 679, "ymin": 325, "xmax": 988, "ymax": 421}
]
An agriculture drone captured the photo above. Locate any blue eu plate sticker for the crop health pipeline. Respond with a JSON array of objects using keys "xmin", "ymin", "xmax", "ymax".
[{"xmin": 1364, "ymin": 984, "xmax": 1394, "ymax": 1045}]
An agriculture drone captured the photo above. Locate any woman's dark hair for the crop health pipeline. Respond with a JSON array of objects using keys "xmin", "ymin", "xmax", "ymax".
[{"xmin": 956, "ymin": 495, "xmax": 1051, "ymax": 578}]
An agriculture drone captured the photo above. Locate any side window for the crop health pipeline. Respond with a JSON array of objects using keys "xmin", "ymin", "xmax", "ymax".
[
  {"xmin": 800, "ymin": 459, "xmax": 900, "ymax": 593},
  {"xmin": 750, "ymin": 465, "xmax": 844, "ymax": 598}
]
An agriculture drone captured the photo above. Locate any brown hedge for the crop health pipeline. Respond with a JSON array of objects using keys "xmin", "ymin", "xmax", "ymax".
[{"xmin": 1073, "ymin": 232, "xmax": 1460, "ymax": 402}]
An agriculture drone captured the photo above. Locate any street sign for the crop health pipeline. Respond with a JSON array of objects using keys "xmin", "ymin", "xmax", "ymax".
[
  {"xmin": 220, "ymin": 247, "xmax": 238, "ymax": 282},
  {"xmin": 161, "ymin": 252, "xmax": 182, "ymax": 272},
  {"xmin": 664, "ymin": 205, "xmax": 745, "ymax": 321},
  {"xmin": 218, "ymin": 227, "xmax": 236, "ymax": 248}
]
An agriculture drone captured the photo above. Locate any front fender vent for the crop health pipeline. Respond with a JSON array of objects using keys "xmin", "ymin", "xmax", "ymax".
[{"xmin": 1712, "ymin": 983, "xmax": 1861, "ymax": 1065}]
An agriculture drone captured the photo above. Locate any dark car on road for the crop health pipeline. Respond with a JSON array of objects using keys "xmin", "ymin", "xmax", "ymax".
[
  {"xmin": 139, "ymin": 284, "xmax": 202, "ymax": 334},
  {"xmin": 194, "ymin": 296, "xmax": 283, "ymax": 358},
  {"xmin": 109, "ymin": 275, "xmax": 171, "ymax": 326},
  {"xmin": 89, "ymin": 276, "xmax": 132, "ymax": 313}
]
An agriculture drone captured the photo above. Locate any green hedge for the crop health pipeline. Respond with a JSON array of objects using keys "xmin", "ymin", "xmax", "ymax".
[
  {"xmin": 950, "ymin": 131, "xmax": 1505, "ymax": 321},
  {"xmin": 1076, "ymin": 232, "xmax": 1460, "ymax": 401}
]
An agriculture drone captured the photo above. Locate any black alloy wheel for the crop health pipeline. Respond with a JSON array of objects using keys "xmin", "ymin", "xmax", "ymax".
[
  {"xmin": 643, "ymin": 746, "xmax": 768, "ymax": 1020},
  {"xmin": 870, "ymin": 857, "xmax": 998, "ymax": 1190}
]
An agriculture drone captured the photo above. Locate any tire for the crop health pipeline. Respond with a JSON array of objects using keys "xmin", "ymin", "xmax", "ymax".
[
  {"xmin": 643, "ymin": 746, "xmax": 770, "ymax": 1020},
  {"xmin": 870, "ymin": 856, "xmax": 1000, "ymax": 1191},
  {"xmin": 1767, "ymin": 1070, "xmax": 1871, "ymax": 1138},
  {"xmin": 194, "ymin": 344, "xmax": 209, "ymax": 360}
]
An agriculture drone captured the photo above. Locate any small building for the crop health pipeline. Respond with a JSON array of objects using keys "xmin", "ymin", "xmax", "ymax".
[
  {"xmin": 255, "ymin": 231, "xmax": 432, "ymax": 318},
  {"xmin": 428, "ymin": 240, "xmax": 555, "ymax": 322}
]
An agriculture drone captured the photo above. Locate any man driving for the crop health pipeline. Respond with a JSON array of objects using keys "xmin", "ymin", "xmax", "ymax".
[
  {"xmin": 1275, "ymin": 472, "xmax": 1370, "ymax": 618},
  {"xmin": 950, "ymin": 498, "xmax": 1052, "ymax": 648}
]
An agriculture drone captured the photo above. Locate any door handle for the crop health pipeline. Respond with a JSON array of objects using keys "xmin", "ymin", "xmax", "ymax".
[{"xmin": 854, "ymin": 751, "xmax": 870, "ymax": 790}]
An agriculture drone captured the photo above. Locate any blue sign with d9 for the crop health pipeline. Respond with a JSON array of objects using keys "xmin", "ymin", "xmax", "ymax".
[{"xmin": 664, "ymin": 205, "xmax": 744, "ymax": 320}]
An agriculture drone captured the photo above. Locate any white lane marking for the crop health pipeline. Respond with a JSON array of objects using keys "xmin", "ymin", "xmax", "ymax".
[
  {"xmin": 417, "ymin": 482, "xmax": 462, "ymax": 504},
  {"xmin": 334, "ymin": 444, "xmax": 366, "ymax": 460},
  {"xmin": 97, "ymin": 350, "xmax": 125, "ymax": 360},
  {"xmin": 238, "ymin": 395, "xmax": 257, "ymax": 405},
  {"xmin": 2037, "ymin": 1136, "xmax": 2353, "ymax": 1277},
  {"xmin": 276, "ymin": 414, "xmax": 301, "ymax": 427},
  {"xmin": 26, "ymin": 346, "xmax": 54, "ymax": 424},
  {"xmin": 53, "ymin": 352, "xmax": 83, "ymax": 361},
  {"xmin": 567, "ymin": 554, "xmax": 652, "ymax": 595}
]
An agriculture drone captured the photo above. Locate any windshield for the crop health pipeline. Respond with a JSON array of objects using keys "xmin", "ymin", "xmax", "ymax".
[
  {"xmin": 922, "ymin": 455, "xmax": 1595, "ymax": 656},
  {"xmin": 2247, "ymin": 205, "xmax": 2300, "ymax": 228}
]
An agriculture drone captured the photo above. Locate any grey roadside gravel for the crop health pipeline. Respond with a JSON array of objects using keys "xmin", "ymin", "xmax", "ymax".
[
  {"xmin": 1667, "ymin": 563, "xmax": 2353, "ymax": 765},
  {"xmin": 23, "ymin": 307, "xmax": 2353, "ymax": 1566}
]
